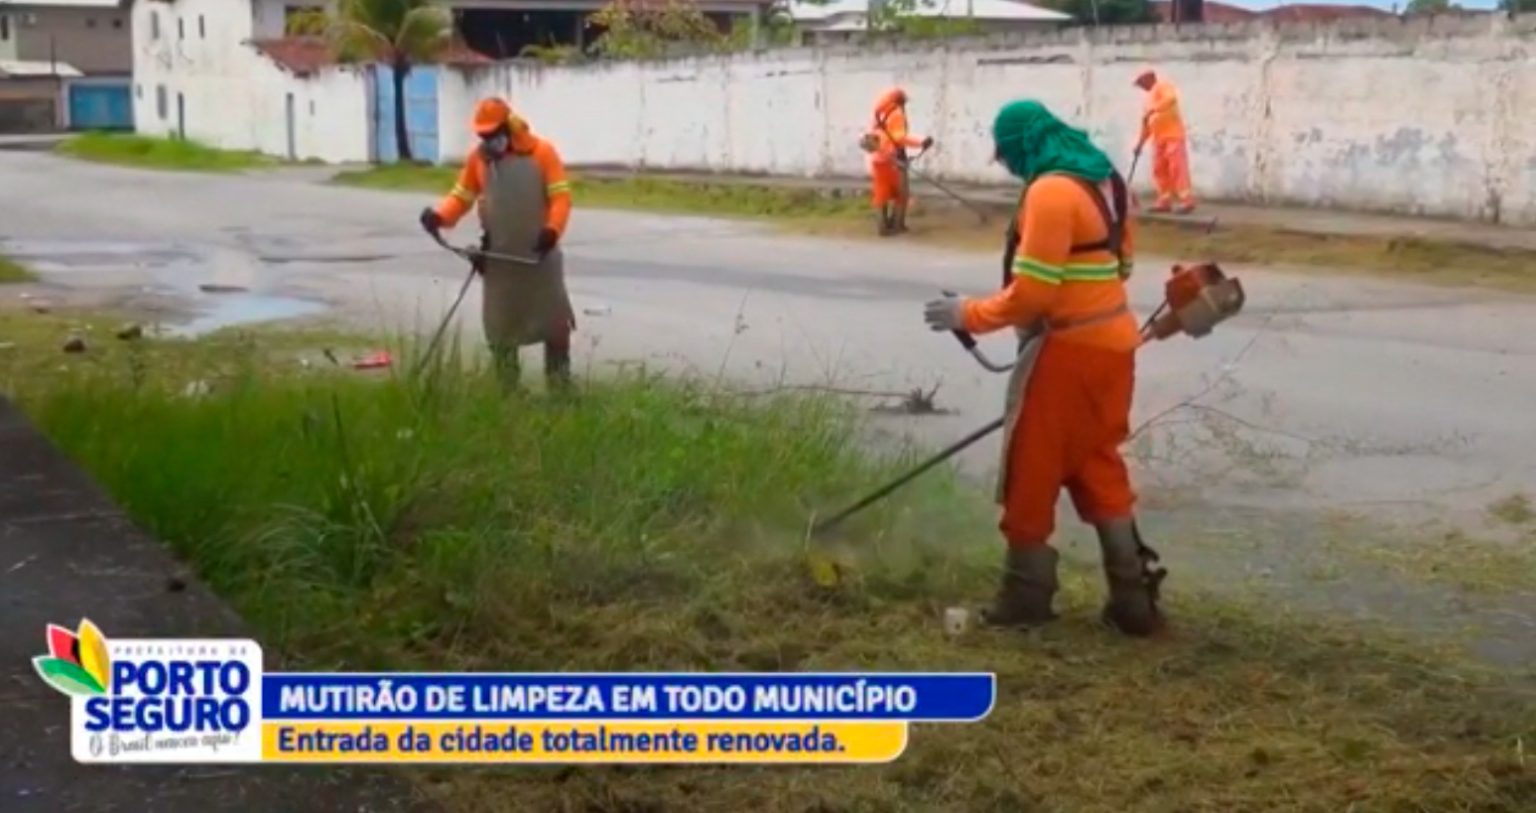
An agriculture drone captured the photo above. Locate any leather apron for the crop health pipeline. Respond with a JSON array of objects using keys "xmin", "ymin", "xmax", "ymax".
[{"xmin": 477, "ymin": 151, "xmax": 574, "ymax": 348}]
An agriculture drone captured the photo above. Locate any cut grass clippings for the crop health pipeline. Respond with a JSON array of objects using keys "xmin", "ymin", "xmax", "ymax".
[
  {"xmin": 0, "ymin": 254, "xmax": 36, "ymax": 283},
  {"xmin": 333, "ymin": 163, "xmax": 1536, "ymax": 294},
  {"xmin": 3, "ymin": 312, "xmax": 1533, "ymax": 811},
  {"xmin": 55, "ymin": 132, "xmax": 274, "ymax": 172}
]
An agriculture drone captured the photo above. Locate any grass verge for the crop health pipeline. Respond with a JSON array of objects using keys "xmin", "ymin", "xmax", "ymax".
[
  {"xmin": 334, "ymin": 164, "xmax": 1536, "ymax": 293},
  {"xmin": 0, "ymin": 254, "xmax": 36, "ymax": 283},
  {"xmin": 55, "ymin": 132, "xmax": 274, "ymax": 172},
  {"xmin": 5, "ymin": 311, "xmax": 1534, "ymax": 811}
]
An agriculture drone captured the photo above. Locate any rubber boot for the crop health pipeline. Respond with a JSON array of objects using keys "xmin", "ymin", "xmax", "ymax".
[
  {"xmin": 877, "ymin": 205, "xmax": 896, "ymax": 236},
  {"xmin": 489, "ymin": 342, "xmax": 523, "ymax": 394},
  {"xmin": 892, "ymin": 197, "xmax": 911, "ymax": 234},
  {"xmin": 1096, "ymin": 518, "xmax": 1167, "ymax": 637},
  {"xmin": 544, "ymin": 339, "xmax": 573, "ymax": 395},
  {"xmin": 980, "ymin": 545, "xmax": 1059, "ymax": 628}
]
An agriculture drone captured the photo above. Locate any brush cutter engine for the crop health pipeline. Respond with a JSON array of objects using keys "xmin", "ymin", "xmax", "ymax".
[{"xmin": 1141, "ymin": 262, "xmax": 1246, "ymax": 343}]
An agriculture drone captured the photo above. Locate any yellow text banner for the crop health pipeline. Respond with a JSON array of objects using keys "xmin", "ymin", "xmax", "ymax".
[{"xmin": 262, "ymin": 720, "xmax": 907, "ymax": 764}]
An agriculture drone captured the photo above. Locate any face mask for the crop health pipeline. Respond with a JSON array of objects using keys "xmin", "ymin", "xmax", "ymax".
[{"xmin": 480, "ymin": 132, "xmax": 509, "ymax": 159}]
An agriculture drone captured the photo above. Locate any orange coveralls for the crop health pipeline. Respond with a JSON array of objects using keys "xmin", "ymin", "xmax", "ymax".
[
  {"xmin": 870, "ymin": 91, "xmax": 924, "ymax": 209},
  {"xmin": 1141, "ymin": 78, "xmax": 1194, "ymax": 210},
  {"xmin": 961, "ymin": 175, "xmax": 1141, "ymax": 548}
]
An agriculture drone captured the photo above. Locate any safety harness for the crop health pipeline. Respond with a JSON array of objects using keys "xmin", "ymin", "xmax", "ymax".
[{"xmin": 1000, "ymin": 170, "xmax": 1130, "ymax": 288}]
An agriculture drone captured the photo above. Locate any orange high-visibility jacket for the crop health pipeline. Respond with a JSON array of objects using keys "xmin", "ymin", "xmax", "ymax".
[
  {"xmin": 433, "ymin": 129, "xmax": 572, "ymax": 236},
  {"xmin": 872, "ymin": 89, "xmax": 924, "ymax": 155},
  {"xmin": 963, "ymin": 175, "xmax": 1141, "ymax": 353},
  {"xmin": 1142, "ymin": 78, "xmax": 1186, "ymax": 142}
]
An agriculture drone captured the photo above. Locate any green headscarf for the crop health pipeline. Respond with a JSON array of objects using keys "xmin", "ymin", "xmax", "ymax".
[{"xmin": 991, "ymin": 100, "xmax": 1114, "ymax": 185}]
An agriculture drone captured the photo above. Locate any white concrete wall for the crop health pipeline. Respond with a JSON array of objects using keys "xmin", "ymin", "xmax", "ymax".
[
  {"xmin": 131, "ymin": 0, "xmax": 370, "ymax": 164},
  {"xmin": 437, "ymin": 14, "xmax": 1536, "ymax": 226}
]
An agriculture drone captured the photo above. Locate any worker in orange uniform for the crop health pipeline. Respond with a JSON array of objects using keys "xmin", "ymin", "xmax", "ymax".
[
  {"xmin": 923, "ymin": 100, "xmax": 1165, "ymax": 637},
  {"xmin": 1135, "ymin": 68, "xmax": 1195, "ymax": 214},
  {"xmin": 419, "ymin": 97, "xmax": 575, "ymax": 391},
  {"xmin": 866, "ymin": 87, "xmax": 932, "ymax": 235}
]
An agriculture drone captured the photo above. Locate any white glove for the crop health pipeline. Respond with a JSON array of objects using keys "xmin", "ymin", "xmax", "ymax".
[{"xmin": 923, "ymin": 293, "xmax": 966, "ymax": 332}]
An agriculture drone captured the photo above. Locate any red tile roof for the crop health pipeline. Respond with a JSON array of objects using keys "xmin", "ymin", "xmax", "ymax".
[
  {"xmin": 251, "ymin": 37, "xmax": 492, "ymax": 76},
  {"xmin": 1152, "ymin": 2, "xmax": 1396, "ymax": 24}
]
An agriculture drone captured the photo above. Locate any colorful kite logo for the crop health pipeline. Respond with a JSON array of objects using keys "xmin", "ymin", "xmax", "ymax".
[{"xmin": 33, "ymin": 619, "xmax": 112, "ymax": 697}]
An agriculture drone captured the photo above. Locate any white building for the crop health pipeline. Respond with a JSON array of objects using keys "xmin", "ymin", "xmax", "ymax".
[{"xmin": 789, "ymin": 0, "xmax": 1070, "ymax": 45}]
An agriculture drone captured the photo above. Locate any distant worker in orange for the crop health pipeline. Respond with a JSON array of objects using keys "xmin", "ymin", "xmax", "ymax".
[
  {"xmin": 1135, "ymin": 68, "xmax": 1195, "ymax": 214},
  {"xmin": 419, "ymin": 97, "xmax": 575, "ymax": 391},
  {"xmin": 923, "ymin": 100, "xmax": 1165, "ymax": 637},
  {"xmin": 863, "ymin": 87, "xmax": 933, "ymax": 235}
]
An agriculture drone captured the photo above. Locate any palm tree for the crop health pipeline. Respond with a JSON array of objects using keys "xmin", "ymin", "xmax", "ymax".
[{"xmin": 330, "ymin": 0, "xmax": 454, "ymax": 162}]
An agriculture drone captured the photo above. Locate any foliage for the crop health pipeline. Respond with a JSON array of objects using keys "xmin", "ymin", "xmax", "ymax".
[
  {"xmin": 588, "ymin": 0, "xmax": 727, "ymax": 59},
  {"xmin": 326, "ymin": 0, "xmax": 454, "ymax": 67},
  {"xmin": 54, "ymin": 133, "xmax": 273, "ymax": 172},
  {"xmin": 518, "ymin": 43, "xmax": 584, "ymax": 65},
  {"xmin": 868, "ymin": 0, "xmax": 986, "ymax": 39},
  {"xmin": 1044, "ymin": 0, "xmax": 1157, "ymax": 25},
  {"xmin": 1406, "ymin": 0, "xmax": 1455, "ymax": 13},
  {"xmin": 0, "ymin": 254, "xmax": 35, "ymax": 284},
  {"xmin": 1499, "ymin": 0, "xmax": 1536, "ymax": 11}
]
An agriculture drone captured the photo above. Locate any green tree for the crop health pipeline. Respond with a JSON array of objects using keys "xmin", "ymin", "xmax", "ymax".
[
  {"xmin": 312, "ymin": 0, "xmax": 454, "ymax": 162},
  {"xmin": 869, "ymin": 0, "xmax": 985, "ymax": 40},
  {"xmin": 1406, "ymin": 0, "xmax": 1453, "ymax": 13},
  {"xmin": 1044, "ymin": 0, "xmax": 1156, "ymax": 24},
  {"xmin": 1499, "ymin": 0, "xmax": 1535, "ymax": 11},
  {"xmin": 588, "ymin": 0, "xmax": 726, "ymax": 59}
]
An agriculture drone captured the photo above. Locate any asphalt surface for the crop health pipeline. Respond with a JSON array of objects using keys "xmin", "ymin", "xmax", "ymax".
[
  {"xmin": 2, "ymin": 151, "xmax": 1534, "ymax": 666},
  {"xmin": 0, "ymin": 398, "xmax": 435, "ymax": 811}
]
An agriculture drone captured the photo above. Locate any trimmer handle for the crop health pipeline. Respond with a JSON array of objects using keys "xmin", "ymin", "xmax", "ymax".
[{"xmin": 951, "ymin": 330, "xmax": 977, "ymax": 351}]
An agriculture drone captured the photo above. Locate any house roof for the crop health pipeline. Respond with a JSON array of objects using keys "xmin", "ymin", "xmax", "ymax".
[
  {"xmin": 1152, "ymin": 2, "xmax": 1396, "ymax": 23},
  {"xmin": 791, "ymin": 0, "xmax": 1070, "ymax": 25},
  {"xmin": 250, "ymin": 36, "xmax": 494, "ymax": 76},
  {"xmin": 0, "ymin": 58, "xmax": 84, "ymax": 77},
  {"xmin": 1258, "ymin": 3, "xmax": 1393, "ymax": 22}
]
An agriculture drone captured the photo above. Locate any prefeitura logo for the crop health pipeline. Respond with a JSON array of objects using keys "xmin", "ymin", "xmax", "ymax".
[{"xmin": 35, "ymin": 619, "xmax": 266, "ymax": 764}]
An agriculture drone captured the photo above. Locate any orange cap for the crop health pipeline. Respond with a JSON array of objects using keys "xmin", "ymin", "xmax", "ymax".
[
  {"xmin": 876, "ymin": 87, "xmax": 907, "ymax": 111},
  {"xmin": 1135, "ymin": 68, "xmax": 1156, "ymax": 85},
  {"xmin": 472, "ymin": 97, "xmax": 512, "ymax": 136}
]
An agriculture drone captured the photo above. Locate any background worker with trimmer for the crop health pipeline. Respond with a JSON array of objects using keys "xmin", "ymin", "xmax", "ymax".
[
  {"xmin": 923, "ymin": 100, "xmax": 1165, "ymax": 638},
  {"xmin": 864, "ymin": 87, "xmax": 933, "ymax": 236},
  {"xmin": 419, "ymin": 97, "xmax": 576, "ymax": 391},
  {"xmin": 1135, "ymin": 68, "xmax": 1196, "ymax": 214}
]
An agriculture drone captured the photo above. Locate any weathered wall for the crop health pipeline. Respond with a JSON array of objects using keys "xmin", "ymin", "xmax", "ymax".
[
  {"xmin": 131, "ymin": 0, "xmax": 369, "ymax": 164},
  {"xmin": 439, "ymin": 14, "xmax": 1536, "ymax": 225},
  {"xmin": 11, "ymin": 6, "xmax": 132, "ymax": 75}
]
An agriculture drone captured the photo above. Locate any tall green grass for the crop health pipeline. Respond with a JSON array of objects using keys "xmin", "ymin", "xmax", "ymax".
[
  {"xmin": 0, "ymin": 254, "xmax": 35, "ymax": 283},
  {"xmin": 10, "ymin": 319, "xmax": 1534, "ymax": 811},
  {"xmin": 20, "ymin": 335, "xmax": 990, "ymax": 668},
  {"xmin": 55, "ymin": 133, "xmax": 274, "ymax": 172}
]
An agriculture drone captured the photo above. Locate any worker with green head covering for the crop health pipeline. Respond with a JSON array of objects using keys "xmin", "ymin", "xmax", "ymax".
[{"xmin": 923, "ymin": 100, "xmax": 1166, "ymax": 637}]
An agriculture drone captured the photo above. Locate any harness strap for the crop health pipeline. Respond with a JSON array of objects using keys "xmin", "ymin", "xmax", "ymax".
[{"xmin": 1002, "ymin": 170, "xmax": 1129, "ymax": 288}]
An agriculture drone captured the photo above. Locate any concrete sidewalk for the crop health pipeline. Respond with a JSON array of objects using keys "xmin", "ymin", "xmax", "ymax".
[
  {"xmin": 574, "ymin": 165, "xmax": 1536, "ymax": 253},
  {"xmin": 0, "ymin": 398, "xmax": 433, "ymax": 812}
]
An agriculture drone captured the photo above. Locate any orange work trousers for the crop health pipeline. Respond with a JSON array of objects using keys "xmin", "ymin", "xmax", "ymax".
[
  {"xmin": 1151, "ymin": 138, "xmax": 1194, "ymax": 207},
  {"xmin": 999, "ymin": 338, "xmax": 1137, "ymax": 548},
  {"xmin": 870, "ymin": 162, "xmax": 905, "ymax": 208}
]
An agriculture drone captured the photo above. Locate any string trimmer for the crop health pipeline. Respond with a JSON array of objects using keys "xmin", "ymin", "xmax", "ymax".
[
  {"xmin": 804, "ymin": 263, "xmax": 1246, "ymax": 585},
  {"xmin": 414, "ymin": 231, "xmax": 539, "ymax": 378}
]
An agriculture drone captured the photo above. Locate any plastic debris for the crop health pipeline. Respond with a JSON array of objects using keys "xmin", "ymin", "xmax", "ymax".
[{"xmin": 352, "ymin": 350, "xmax": 392, "ymax": 370}]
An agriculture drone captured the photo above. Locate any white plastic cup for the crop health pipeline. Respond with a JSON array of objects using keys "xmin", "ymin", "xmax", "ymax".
[{"xmin": 943, "ymin": 606, "xmax": 970, "ymax": 637}]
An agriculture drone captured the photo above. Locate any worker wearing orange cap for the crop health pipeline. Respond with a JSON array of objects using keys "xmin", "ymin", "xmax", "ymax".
[
  {"xmin": 419, "ymin": 97, "xmax": 575, "ymax": 391},
  {"xmin": 865, "ymin": 87, "xmax": 932, "ymax": 235},
  {"xmin": 1134, "ymin": 68, "xmax": 1195, "ymax": 214}
]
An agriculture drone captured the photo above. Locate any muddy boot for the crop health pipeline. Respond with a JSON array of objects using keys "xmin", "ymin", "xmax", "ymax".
[
  {"xmin": 980, "ymin": 545, "xmax": 1059, "ymax": 628},
  {"xmin": 1096, "ymin": 518, "xmax": 1168, "ymax": 637},
  {"xmin": 877, "ymin": 205, "xmax": 896, "ymax": 236}
]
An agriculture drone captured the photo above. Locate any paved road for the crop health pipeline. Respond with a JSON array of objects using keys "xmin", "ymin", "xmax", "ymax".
[{"xmin": 3, "ymin": 153, "xmax": 1534, "ymax": 663}]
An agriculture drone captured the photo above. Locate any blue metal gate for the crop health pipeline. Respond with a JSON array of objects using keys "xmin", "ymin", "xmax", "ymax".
[
  {"xmin": 372, "ymin": 65, "xmax": 438, "ymax": 163},
  {"xmin": 67, "ymin": 82, "xmax": 132, "ymax": 131}
]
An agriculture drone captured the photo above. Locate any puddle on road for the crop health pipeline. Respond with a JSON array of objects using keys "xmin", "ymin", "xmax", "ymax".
[
  {"xmin": 2, "ymin": 237, "xmax": 332, "ymax": 337},
  {"xmin": 160, "ymin": 293, "xmax": 327, "ymax": 338}
]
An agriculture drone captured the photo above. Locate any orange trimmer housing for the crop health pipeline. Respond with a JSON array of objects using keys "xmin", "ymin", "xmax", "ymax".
[{"xmin": 1141, "ymin": 262, "xmax": 1246, "ymax": 343}]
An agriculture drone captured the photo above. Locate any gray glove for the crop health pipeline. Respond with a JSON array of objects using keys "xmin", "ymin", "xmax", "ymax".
[{"xmin": 923, "ymin": 293, "xmax": 966, "ymax": 332}]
